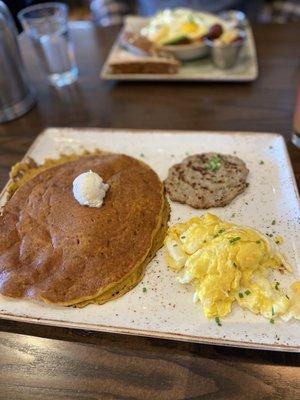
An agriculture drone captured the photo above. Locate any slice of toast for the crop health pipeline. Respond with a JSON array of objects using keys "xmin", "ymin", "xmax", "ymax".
[{"xmin": 108, "ymin": 31, "xmax": 180, "ymax": 74}]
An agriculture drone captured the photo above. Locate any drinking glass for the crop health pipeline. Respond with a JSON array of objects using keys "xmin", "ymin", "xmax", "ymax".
[{"xmin": 18, "ymin": 2, "xmax": 78, "ymax": 87}]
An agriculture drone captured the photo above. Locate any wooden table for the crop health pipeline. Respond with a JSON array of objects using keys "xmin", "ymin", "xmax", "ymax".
[{"xmin": 0, "ymin": 22, "xmax": 299, "ymax": 400}]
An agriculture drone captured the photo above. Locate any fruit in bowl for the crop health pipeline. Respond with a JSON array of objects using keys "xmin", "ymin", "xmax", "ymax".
[{"xmin": 141, "ymin": 8, "xmax": 225, "ymax": 61}]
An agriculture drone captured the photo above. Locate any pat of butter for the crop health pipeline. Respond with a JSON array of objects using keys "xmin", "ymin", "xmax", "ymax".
[{"xmin": 72, "ymin": 170, "xmax": 109, "ymax": 208}]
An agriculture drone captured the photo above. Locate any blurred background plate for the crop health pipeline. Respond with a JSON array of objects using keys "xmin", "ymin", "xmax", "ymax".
[{"xmin": 101, "ymin": 16, "xmax": 258, "ymax": 81}]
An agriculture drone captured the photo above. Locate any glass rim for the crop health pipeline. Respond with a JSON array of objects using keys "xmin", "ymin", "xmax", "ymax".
[{"xmin": 18, "ymin": 2, "xmax": 68, "ymax": 22}]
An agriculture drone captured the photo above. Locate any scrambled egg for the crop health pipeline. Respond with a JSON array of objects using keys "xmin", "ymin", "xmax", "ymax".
[
  {"xmin": 141, "ymin": 9, "xmax": 219, "ymax": 45},
  {"xmin": 282, "ymin": 282, "xmax": 300, "ymax": 321},
  {"xmin": 165, "ymin": 213, "xmax": 299, "ymax": 322}
]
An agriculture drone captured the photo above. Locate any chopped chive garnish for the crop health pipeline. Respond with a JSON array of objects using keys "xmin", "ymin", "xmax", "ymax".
[
  {"xmin": 245, "ymin": 290, "xmax": 251, "ymax": 296},
  {"xmin": 180, "ymin": 236, "xmax": 186, "ymax": 239},
  {"xmin": 256, "ymin": 240, "xmax": 261, "ymax": 244},
  {"xmin": 205, "ymin": 155, "xmax": 222, "ymax": 172},
  {"xmin": 231, "ymin": 213, "xmax": 236, "ymax": 218},
  {"xmin": 259, "ymin": 160, "xmax": 264, "ymax": 165},
  {"xmin": 238, "ymin": 293, "xmax": 244, "ymax": 298},
  {"xmin": 215, "ymin": 316, "xmax": 222, "ymax": 326},
  {"xmin": 140, "ymin": 153, "xmax": 145, "ymax": 158},
  {"xmin": 246, "ymin": 182, "xmax": 249, "ymax": 187},
  {"xmin": 270, "ymin": 318, "xmax": 275, "ymax": 324},
  {"xmin": 213, "ymin": 229, "xmax": 225, "ymax": 238},
  {"xmin": 173, "ymin": 243, "xmax": 178, "ymax": 247},
  {"xmin": 229, "ymin": 237, "xmax": 241, "ymax": 244},
  {"xmin": 275, "ymin": 281, "xmax": 280, "ymax": 291},
  {"xmin": 286, "ymin": 294, "xmax": 290, "ymax": 299},
  {"xmin": 272, "ymin": 306, "xmax": 275, "ymax": 316},
  {"xmin": 271, "ymin": 219, "xmax": 276, "ymax": 225},
  {"xmin": 143, "ymin": 287, "xmax": 147, "ymax": 293},
  {"xmin": 275, "ymin": 240, "xmax": 280, "ymax": 245},
  {"xmin": 233, "ymin": 262, "xmax": 237, "ymax": 268}
]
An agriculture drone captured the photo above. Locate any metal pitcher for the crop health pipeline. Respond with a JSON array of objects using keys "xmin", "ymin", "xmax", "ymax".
[{"xmin": 0, "ymin": 1, "xmax": 35, "ymax": 123}]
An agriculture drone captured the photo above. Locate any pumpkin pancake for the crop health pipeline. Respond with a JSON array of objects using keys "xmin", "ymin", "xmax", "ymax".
[
  {"xmin": 77, "ymin": 195, "xmax": 170, "ymax": 307},
  {"xmin": 0, "ymin": 153, "xmax": 169, "ymax": 306}
]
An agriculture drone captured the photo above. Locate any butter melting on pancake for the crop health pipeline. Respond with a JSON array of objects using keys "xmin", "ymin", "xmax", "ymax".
[{"xmin": 0, "ymin": 153, "xmax": 169, "ymax": 306}]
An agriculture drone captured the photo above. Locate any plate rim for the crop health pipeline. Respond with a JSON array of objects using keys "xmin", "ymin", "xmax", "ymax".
[{"xmin": 1, "ymin": 310, "xmax": 299, "ymax": 352}]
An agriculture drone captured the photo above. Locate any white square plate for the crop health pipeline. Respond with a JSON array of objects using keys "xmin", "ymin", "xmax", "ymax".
[
  {"xmin": 0, "ymin": 128, "xmax": 299, "ymax": 351},
  {"xmin": 101, "ymin": 16, "xmax": 258, "ymax": 82}
]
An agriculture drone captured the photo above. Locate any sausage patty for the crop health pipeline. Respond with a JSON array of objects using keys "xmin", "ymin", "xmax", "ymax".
[{"xmin": 164, "ymin": 153, "xmax": 249, "ymax": 209}]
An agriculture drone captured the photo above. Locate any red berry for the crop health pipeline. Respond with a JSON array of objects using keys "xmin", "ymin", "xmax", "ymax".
[{"xmin": 206, "ymin": 24, "xmax": 223, "ymax": 40}]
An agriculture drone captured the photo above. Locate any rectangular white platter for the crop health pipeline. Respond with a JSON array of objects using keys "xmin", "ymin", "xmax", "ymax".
[
  {"xmin": 0, "ymin": 128, "xmax": 299, "ymax": 352},
  {"xmin": 101, "ymin": 16, "xmax": 258, "ymax": 82}
]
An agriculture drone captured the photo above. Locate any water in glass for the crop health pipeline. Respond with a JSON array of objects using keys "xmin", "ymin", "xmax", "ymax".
[{"xmin": 18, "ymin": 3, "xmax": 78, "ymax": 87}]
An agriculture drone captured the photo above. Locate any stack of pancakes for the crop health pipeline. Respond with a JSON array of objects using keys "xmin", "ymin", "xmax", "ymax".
[{"xmin": 0, "ymin": 152, "xmax": 169, "ymax": 307}]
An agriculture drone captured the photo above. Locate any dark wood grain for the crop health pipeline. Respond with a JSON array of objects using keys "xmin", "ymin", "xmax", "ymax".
[
  {"xmin": 0, "ymin": 326, "xmax": 300, "ymax": 400},
  {"xmin": 0, "ymin": 21, "xmax": 299, "ymax": 400}
]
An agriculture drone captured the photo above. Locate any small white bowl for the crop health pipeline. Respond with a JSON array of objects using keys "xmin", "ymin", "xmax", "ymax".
[
  {"xmin": 143, "ymin": 11, "xmax": 225, "ymax": 62},
  {"xmin": 161, "ymin": 41, "xmax": 209, "ymax": 61}
]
